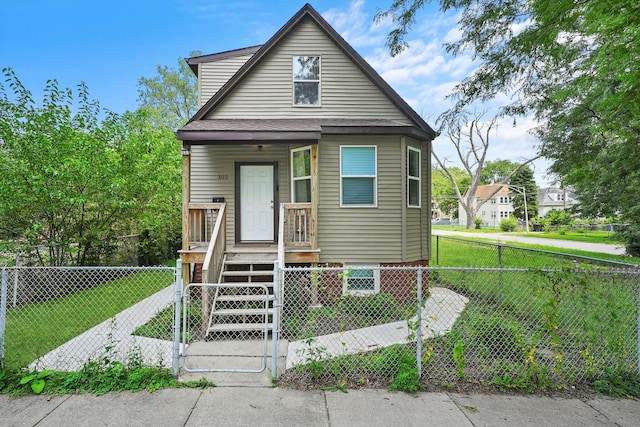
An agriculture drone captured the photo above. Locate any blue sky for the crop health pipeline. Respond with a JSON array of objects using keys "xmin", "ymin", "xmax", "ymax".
[{"xmin": 0, "ymin": 0, "xmax": 550, "ymax": 184}]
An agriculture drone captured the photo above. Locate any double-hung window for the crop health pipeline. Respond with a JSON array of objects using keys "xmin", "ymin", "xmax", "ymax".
[
  {"xmin": 340, "ymin": 146, "xmax": 377, "ymax": 207},
  {"xmin": 407, "ymin": 147, "xmax": 421, "ymax": 208},
  {"xmin": 293, "ymin": 56, "xmax": 320, "ymax": 106},
  {"xmin": 291, "ymin": 146, "xmax": 311, "ymax": 203}
]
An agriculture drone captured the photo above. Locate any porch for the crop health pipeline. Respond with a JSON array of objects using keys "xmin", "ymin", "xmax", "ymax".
[{"xmin": 179, "ymin": 202, "xmax": 320, "ymax": 273}]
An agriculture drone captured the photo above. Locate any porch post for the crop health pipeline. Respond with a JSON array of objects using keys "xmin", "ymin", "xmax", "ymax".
[
  {"xmin": 310, "ymin": 144, "xmax": 318, "ymax": 251},
  {"xmin": 310, "ymin": 144, "xmax": 319, "ymax": 306},
  {"xmin": 182, "ymin": 144, "xmax": 191, "ymax": 286}
]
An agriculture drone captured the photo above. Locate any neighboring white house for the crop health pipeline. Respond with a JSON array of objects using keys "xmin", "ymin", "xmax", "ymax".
[
  {"xmin": 458, "ymin": 184, "xmax": 514, "ymax": 228},
  {"xmin": 537, "ymin": 187, "xmax": 578, "ymax": 217}
]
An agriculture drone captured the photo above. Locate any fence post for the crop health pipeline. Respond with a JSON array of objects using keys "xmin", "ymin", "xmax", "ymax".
[
  {"xmin": 436, "ymin": 236, "xmax": 440, "ymax": 266},
  {"xmin": 498, "ymin": 245, "xmax": 503, "ymax": 304},
  {"xmin": 272, "ymin": 262, "xmax": 281, "ymax": 379},
  {"xmin": 172, "ymin": 259, "xmax": 183, "ymax": 378},
  {"xmin": 416, "ymin": 267, "xmax": 423, "ymax": 378},
  {"xmin": 0, "ymin": 268, "xmax": 7, "ymax": 368},
  {"xmin": 12, "ymin": 255, "xmax": 19, "ymax": 308}
]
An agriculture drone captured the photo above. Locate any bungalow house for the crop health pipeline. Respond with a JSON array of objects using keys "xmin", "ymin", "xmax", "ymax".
[{"xmin": 176, "ymin": 4, "xmax": 435, "ymax": 335}]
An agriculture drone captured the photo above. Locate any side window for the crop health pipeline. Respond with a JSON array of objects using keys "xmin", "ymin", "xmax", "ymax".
[
  {"xmin": 340, "ymin": 146, "xmax": 377, "ymax": 207},
  {"xmin": 407, "ymin": 147, "xmax": 421, "ymax": 208},
  {"xmin": 293, "ymin": 56, "xmax": 320, "ymax": 106}
]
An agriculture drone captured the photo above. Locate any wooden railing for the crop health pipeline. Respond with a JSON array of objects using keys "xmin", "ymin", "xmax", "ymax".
[
  {"xmin": 201, "ymin": 203, "xmax": 226, "ymax": 284},
  {"xmin": 187, "ymin": 203, "xmax": 224, "ymax": 248},
  {"xmin": 278, "ymin": 202, "xmax": 316, "ymax": 267},
  {"xmin": 282, "ymin": 203, "xmax": 313, "ymax": 247}
]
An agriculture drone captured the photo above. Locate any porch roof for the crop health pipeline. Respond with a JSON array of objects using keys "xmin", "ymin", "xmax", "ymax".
[{"xmin": 175, "ymin": 118, "xmax": 431, "ymax": 143}]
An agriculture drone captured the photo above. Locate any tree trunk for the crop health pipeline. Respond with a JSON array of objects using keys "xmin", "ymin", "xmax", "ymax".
[{"xmin": 466, "ymin": 207, "xmax": 475, "ymax": 229}]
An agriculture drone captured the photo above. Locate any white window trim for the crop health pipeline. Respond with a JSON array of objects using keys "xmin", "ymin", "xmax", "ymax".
[
  {"xmin": 407, "ymin": 146, "xmax": 421, "ymax": 208},
  {"xmin": 342, "ymin": 264, "xmax": 380, "ymax": 296},
  {"xmin": 340, "ymin": 145, "xmax": 378, "ymax": 208},
  {"xmin": 290, "ymin": 146, "xmax": 312, "ymax": 203},
  {"xmin": 292, "ymin": 55, "xmax": 321, "ymax": 107}
]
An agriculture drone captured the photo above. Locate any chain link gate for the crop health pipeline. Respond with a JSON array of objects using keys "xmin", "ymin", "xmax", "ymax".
[{"xmin": 176, "ymin": 260, "xmax": 281, "ymax": 376}]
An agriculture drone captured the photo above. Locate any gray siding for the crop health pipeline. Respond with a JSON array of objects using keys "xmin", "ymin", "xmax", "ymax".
[
  {"xmin": 207, "ymin": 18, "xmax": 408, "ymax": 120},
  {"xmin": 404, "ymin": 138, "xmax": 429, "ymax": 262},
  {"xmin": 317, "ymin": 136, "xmax": 404, "ymax": 263},
  {"xmin": 198, "ymin": 54, "xmax": 255, "ymax": 107},
  {"xmin": 190, "ymin": 144, "xmax": 290, "ymax": 246}
]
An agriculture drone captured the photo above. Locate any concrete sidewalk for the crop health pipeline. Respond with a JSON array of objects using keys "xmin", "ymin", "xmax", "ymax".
[{"xmin": 1, "ymin": 386, "xmax": 639, "ymax": 426}]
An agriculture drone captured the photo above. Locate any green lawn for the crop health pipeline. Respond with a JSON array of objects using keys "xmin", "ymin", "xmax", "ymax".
[
  {"xmin": 4, "ymin": 269, "xmax": 174, "ymax": 370},
  {"xmin": 514, "ymin": 230, "xmax": 619, "ymax": 244},
  {"xmin": 433, "ymin": 225, "xmax": 621, "ymax": 245},
  {"xmin": 433, "ymin": 235, "xmax": 639, "ymax": 267}
]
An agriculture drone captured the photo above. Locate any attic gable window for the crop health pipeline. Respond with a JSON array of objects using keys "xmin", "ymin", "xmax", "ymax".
[{"xmin": 293, "ymin": 56, "xmax": 320, "ymax": 106}]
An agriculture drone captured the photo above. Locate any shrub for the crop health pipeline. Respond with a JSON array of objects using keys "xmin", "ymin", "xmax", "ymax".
[
  {"xmin": 474, "ymin": 217, "xmax": 483, "ymax": 229},
  {"xmin": 499, "ymin": 217, "xmax": 517, "ymax": 232}
]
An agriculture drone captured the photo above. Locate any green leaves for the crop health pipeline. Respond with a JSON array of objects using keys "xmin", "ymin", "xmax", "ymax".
[
  {"xmin": 0, "ymin": 68, "xmax": 181, "ymax": 266},
  {"xmin": 381, "ymin": 0, "xmax": 640, "ymax": 253},
  {"xmin": 137, "ymin": 51, "xmax": 200, "ymax": 130},
  {"xmin": 19, "ymin": 370, "xmax": 54, "ymax": 394}
]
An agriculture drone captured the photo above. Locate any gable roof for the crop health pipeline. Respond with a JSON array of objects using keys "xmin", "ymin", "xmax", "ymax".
[
  {"xmin": 465, "ymin": 184, "xmax": 510, "ymax": 199},
  {"xmin": 186, "ymin": 46, "xmax": 262, "ymax": 77},
  {"xmin": 185, "ymin": 3, "xmax": 435, "ymax": 139}
]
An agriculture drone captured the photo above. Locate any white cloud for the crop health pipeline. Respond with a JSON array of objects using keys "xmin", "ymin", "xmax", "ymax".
[
  {"xmin": 322, "ymin": 0, "xmax": 552, "ymax": 185},
  {"xmin": 323, "ymin": 0, "xmax": 388, "ymax": 48}
]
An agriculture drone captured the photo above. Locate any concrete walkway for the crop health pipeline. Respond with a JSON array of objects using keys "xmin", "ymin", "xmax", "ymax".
[
  {"xmin": 433, "ymin": 229, "xmax": 627, "ymax": 256},
  {"xmin": 286, "ymin": 287, "xmax": 468, "ymax": 369},
  {"xmin": 30, "ymin": 284, "xmax": 175, "ymax": 371},
  {"xmin": 2, "ymin": 386, "xmax": 639, "ymax": 427}
]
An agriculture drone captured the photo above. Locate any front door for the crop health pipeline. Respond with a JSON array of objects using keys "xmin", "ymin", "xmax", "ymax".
[{"xmin": 239, "ymin": 164, "xmax": 275, "ymax": 241}]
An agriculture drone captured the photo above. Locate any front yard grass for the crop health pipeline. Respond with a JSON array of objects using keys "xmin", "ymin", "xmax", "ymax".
[
  {"xmin": 433, "ymin": 235, "xmax": 639, "ymax": 267},
  {"xmin": 4, "ymin": 270, "xmax": 173, "ymax": 370},
  {"xmin": 515, "ymin": 229, "xmax": 619, "ymax": 245}
]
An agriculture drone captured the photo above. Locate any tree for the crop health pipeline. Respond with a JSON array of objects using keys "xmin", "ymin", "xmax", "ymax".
[
  {"xmin": 377, "ymin": 0, "xmax": 640, "ymax": 253},
  {"xmin": 433, "ymin": 109, "xmax": 539, "ymax": 228},
  {"xmin": 481, "ymin": 160, "xmax": 521, "ymax": 185},
  {"xmin": 137, "ymin": 51, "xmax": 201, "ymax": 130},
  {"xmin": 0, "ymin": 68, "xmax": 180, "ymax": 265},
  {"xmin": 432, "ymin": 166, "xmax": 468, "ymax": 218},
  {"xmin": 508, "ymin": 166, "xmax": 538, "ymax": 222},
  {"xmin": 136, "ymin": 53, "xmax": 202, "ymax": 263}
]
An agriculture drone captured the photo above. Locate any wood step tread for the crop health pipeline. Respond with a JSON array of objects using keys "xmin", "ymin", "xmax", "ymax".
[
  {"xmin": 212, "ymin": 308, "xmax": 274, "ymax": 316},
  {"xmin": 216, "ymin": 294, "xmax": 275, "ymax": 302},
  {"xmin": 207, "ymin": 323, "xmax": 274, "ymax": 332},
  {"xmin": 222, "ymin": 270, "xmax": 274, "ymax": 277},
  {"xmin": 217, "ymin": 281, "xmax": 273, "ymax": 287}
]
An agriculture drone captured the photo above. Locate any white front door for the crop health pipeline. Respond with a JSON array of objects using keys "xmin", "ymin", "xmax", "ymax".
[{"xmin": 240, "ymin": 165, "xmax": 274, "ymax": 241}]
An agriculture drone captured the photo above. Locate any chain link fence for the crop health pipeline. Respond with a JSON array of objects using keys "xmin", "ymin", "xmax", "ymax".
[
  {"xmin": 434, "ymin": 235, "xmax": 638, "ymax": 269},
  {"xmin": 278, "ymin": 265, "xmax": 640, "ymax": 389},
  {"xmin": 2, "ymin": 260, "xmax": 639, "ymax": 392},
  {"xmin": 0, "ymin": 266, "xmax": 176, "ymax": 372}
]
